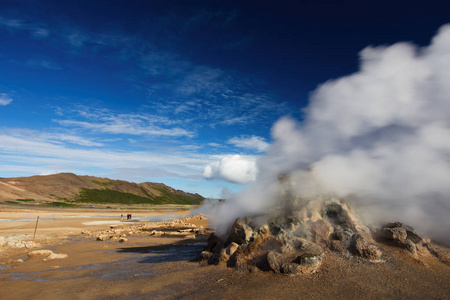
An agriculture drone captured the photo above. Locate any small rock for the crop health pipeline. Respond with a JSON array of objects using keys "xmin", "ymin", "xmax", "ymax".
[
  {"xmin": 197, "ymin": 226, "xmax": 206, "ymax": 235},
  {"xmin": 28, "ymin": 250, "xmax": 53, "ymax": 258},
  {"xmin": 96, "ymin": 235, "xmax": 106, "ymax": 241},
  {"xmin": 45, "ymin": 253, "xmax": 68, "ymax": 260},
  {"xmin": 225, "ymin": 242, "xmax": 239, "ymax": 257},
  {"xmin": 0, "ymin": 236, "xmax": 6, "ymax": 247},
  {"xmin": 184, "ymin": 235, "xmax": 196, "ymax": 240},
  {"xmin": 199, "ymin": 251, "xmax": 213, "ymax": 262},
  {"xmin": 119, "ymin": 238, "xmax": 128, "ymax": 243}
]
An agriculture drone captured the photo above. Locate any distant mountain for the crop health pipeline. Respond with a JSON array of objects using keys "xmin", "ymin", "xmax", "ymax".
[{"xmin": 0, "ymin": 173, "xmax": 204, "ymax": 206}]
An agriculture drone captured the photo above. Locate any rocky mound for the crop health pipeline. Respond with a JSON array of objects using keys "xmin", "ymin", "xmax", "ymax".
[{"xmin": 200, "ymin": 198, "xmax": 449, "ymax": 275}]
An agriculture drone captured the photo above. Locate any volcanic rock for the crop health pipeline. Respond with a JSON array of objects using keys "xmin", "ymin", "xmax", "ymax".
[
  {"xmin": 382, "ymin": 227, "xmax": 408, "ymax": 244},
  {"xmin": 229, "ymin": 218, "xmax": 254, "ymax": 245},
  {"xmin": 200, "ymin": 198, "xmax": 383, "ymax": 275}
]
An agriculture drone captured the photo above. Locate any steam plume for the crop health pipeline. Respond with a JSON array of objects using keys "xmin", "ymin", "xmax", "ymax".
[{"xmin": 206, "ymin": 24, "xmax": 450, "ymax": 245}]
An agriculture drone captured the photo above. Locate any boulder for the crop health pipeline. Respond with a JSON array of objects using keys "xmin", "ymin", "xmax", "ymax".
[
  {"xmin": 184, "ymin": 235, "xmax": 196, "ymax": 240},
  {"xmin": 119, "ymin": 238, "xmax": 128, "ymax": 243},
  {"xmin": 229, "ymin": 218, "xmax": 254, "ymax": 245},
  {"xmin": 382, "ymin": 227, "xmax": 407, "ymax": 244}
]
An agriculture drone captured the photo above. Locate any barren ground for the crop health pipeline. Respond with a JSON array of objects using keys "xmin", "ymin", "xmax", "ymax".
[{"xmin": 0, "ymin": 205, "xmax": 449, "ymax": 300}]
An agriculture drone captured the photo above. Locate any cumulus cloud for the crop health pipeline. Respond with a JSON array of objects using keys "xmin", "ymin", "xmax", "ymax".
[
  {"xmin": 208, "ymin": 24, "xmax": 450, "ymax": 244},
  {"xmin": 203, "ymin": 155, "xmax": 257, "ymax": 184},
  {"xmin": 0, "ymin": 93, "xmax": 13, "ymax": 106},
  {"xmin": 227, "ymin": 135, "xmax": 270, "ymax": 153}
]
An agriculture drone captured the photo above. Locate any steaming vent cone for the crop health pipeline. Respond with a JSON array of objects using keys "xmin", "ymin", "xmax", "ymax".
[{"xmin": 199, "ymin": 174, "xmax": 450, "ymax": 275}]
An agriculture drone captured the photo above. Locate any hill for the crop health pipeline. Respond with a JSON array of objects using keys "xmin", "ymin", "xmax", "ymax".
[{"xmin": 0, "ymin": 173, "xmax": 204, "ymax": 206}]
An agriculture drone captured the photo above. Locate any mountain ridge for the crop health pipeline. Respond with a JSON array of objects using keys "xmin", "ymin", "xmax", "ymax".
[{"xmin": 0, "ymin": 173, "xmax": 204, "ymax": 206}]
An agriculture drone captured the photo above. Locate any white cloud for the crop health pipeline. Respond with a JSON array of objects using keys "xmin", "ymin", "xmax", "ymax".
[
  {"xmin": 0, "ymin": 93, "xmax": 13, "ymax": 106},
  {"xmin": 228, "ymin": 135, "xmax": 270, "ymax": 152},
  {"xmin": 54, "ymin": 108, "xmax": 195, "ymax": 138},
  {"xmin": 203, "ymin": 155, "xmax": 257, "ymax": 184}
]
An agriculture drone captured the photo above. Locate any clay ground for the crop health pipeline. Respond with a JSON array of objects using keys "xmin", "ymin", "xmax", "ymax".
[{"xmin": 0, "ymin": 205, "xmax": 449, "ymax": 300}]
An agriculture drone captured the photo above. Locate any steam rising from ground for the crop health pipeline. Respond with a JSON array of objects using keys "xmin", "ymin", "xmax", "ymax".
[{"xmin": 203, "ymin": 24, "xmax": 450, "ymax": 245}]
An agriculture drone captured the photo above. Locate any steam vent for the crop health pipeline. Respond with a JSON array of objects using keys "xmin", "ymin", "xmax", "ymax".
[{"xmin": 199, "ymin": 175, "xmax": 449, "ymax": 275}]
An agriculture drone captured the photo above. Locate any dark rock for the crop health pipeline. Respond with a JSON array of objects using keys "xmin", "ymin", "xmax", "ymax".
[
  {"xmin": 403, "ymin": 225, "xmax": 422, "ymax": 243},
  {"xmin": 382, "ymin": 227, "xmax": 407, "ymax": 244},
  {"xmin": 199, "ymin": 250, "xmax": 213, "ymax": 262},
  {"xmin": 229, "ymin": 218, "xmax": 254, "ymax": 245},
  {"xmin": 384, "ymin": 222, "xmax": 403, "ymax": 228},
  {"xmin": 205, "ymin": 233, "xmax": 223, "ymax": 253}
]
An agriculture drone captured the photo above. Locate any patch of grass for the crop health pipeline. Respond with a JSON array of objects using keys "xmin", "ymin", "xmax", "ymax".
[
  {"xmin": 47, "ymin": 201, "xmax": 79, "ymax": 207},
  {"xmin": 91, "ymin": 180, "xmax": 124, "ymax": 187},
  {"xmin": 5, "ymin": 200, "xmax": 18, "ymax": 204},
  {"xmin": 76, "ymin": 188, "xmax": 158, "ymax": 205},
  {"xmin": 75, "ymin": 188, "xmax": 204, "ymax": 205},
  {"xmin": 140, "ymin": 187, "xmax": 152, "ymax": 198},
  {"xmin": 16, "ymin": 198, "xmax": 35, "ymax": 202},
  {"xmin": 152, "ymin": 187, "xmax": 204, "ymax": 205}
]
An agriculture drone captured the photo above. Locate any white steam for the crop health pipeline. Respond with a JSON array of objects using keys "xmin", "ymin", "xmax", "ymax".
[{"xmin": 207, "ymin": 24, "xmax": 450, "ymax": 244}]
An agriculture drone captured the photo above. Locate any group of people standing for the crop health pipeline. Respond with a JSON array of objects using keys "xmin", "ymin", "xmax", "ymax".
[{"xmin": 120, "ymin": 213, "xmax": 132, "ymax": 221}]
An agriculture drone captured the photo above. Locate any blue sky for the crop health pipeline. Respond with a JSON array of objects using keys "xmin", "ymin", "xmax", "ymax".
[{"xmin": 0, "ymin": 0, "xmax": 448, "ymax": 198}]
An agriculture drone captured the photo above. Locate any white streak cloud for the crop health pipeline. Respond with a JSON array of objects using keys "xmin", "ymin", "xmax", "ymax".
[
  {"xmin": 227, "ymin": 135, "xmax": 270, "ymax": 153},
  {"xmin": 0, "ymin": 93, "xmax": 13, "ymax": 106}
]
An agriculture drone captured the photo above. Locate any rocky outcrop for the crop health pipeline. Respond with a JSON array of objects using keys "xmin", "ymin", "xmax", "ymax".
[{"xmin": 200, "ymin": 199, "xmax": 382, "ymax": 275}]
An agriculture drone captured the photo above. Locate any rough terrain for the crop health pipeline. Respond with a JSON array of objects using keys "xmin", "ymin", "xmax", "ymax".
[{"xmin": 0, "ymin": 205, "xmax": 449, "ymax": 300}]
